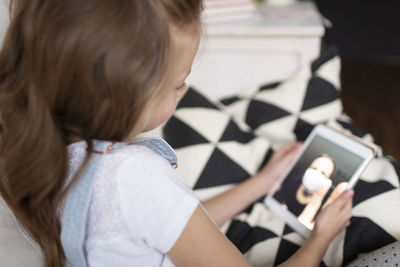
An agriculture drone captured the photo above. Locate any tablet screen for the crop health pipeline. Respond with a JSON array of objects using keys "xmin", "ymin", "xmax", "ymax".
[{"xmin": 271, "ymin": 134, "xmax": 364, "ymax": 229}]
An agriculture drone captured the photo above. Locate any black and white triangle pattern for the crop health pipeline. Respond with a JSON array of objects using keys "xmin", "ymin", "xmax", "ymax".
[
  {"xmin": 164, "ymin": 89, "xmax": 273, "ymax": 191},
  {"xmin": 162, "ymin": 52, "xmax": 400, "ymax": 266}
]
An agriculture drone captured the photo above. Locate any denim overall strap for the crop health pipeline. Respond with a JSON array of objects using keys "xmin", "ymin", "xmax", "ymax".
[
  {"xmin": 133, "ymin": 137, "xmax": 178, "ymax": 168},
  {"xmin": 61, "ymin": 140, "xmax": 111, "ymax": 267},
  {"xmin": 61, "ymin": 138, "xmax": 177, "ymax": 267}
]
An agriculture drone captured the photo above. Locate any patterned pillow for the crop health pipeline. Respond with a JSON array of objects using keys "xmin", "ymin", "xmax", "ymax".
[
  {"xmin": 163, "ymin": 88, "xmax": 273, "ymax": 200},
  {"xmin": 162, "ymin": 53, "xmax": 400, "ymax": 266},
  {"xmin": 221, "ymin": 47, "xmax": 343, "ymax": 147}
]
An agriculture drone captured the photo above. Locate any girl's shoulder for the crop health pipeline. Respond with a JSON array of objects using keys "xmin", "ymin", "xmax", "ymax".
[
  {"xmin": 66, "ymin": 140, "xmax": 198, "ymax": 256},
  {"xmin": 111, "ymin": 140, "xmax": 177, "ymax": 174},
  {"xmin": 66, "ymin": 140, "xmax": 179, "ymax": 203},
  {"xmin": 67, "ymin": 139, "xmax": 174, "ymax": 174},
  {"xmin": 77, "ymin": 140, "xmax": 198, "ymax": 258}
]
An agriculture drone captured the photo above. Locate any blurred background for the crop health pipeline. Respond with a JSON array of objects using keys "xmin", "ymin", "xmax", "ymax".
[
  {"xmin": 202, "ymin": 0, "xmax": 400, "ymax": 161},
  {"xmin": 1, "ymin": 0, "xmax": 399, "ymax": 160},
  {"xmin": 314, "ymin": 0, "xmax": 400, "ymax": 161}
]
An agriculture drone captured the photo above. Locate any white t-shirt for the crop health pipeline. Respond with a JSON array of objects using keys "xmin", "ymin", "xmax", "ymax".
[{"xmin": 63, "ymin": 141, "xmax": 200, "ymax": 267}]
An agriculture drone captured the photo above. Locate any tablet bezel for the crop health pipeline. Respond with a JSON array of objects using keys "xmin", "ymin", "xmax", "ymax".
[{"xmin": 264, "ymin": 124, "xmax": 375, "ymax": 237}]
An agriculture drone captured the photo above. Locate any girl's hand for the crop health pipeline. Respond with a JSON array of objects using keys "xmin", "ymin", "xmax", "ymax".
[
  {"xmin": 278, "ymin": 190, "xmax": 354, "ymax": 267},
  {"xmin": 255, "ymin": 142, "xmax": 302, "ymax": 194},
  {"xmin": 310, "ymin": 189, "xmax": 354, "ymax": 245},
  {"xmin": 203, "ymin": 142, "xmax": 302, "ymax": 227}
]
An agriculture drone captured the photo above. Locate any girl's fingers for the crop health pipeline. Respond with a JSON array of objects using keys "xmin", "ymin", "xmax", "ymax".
[
  {"xmin": 338, "ymin": 192, "xmax": 353, "ymax": 227},
  {"xmin": 287, "ymin": 142, "xmax": 302, "ymax": 153},
  {"xmin": 323, "ymin": 183, "xmax": 351, "ymax": 209},
  {"xmin": 325, "ymin": 189, "xmax": 354, "ymax": 214},
  {"xmin": 314, "ymin": 189, "xmax": 353, "ymax": 239},
  {"xmin": 275, "ymin": 142, "xmax": 302, "ymax": 157}
]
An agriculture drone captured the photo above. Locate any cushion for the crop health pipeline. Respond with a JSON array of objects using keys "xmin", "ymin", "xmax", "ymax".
[
  {"xmin": 346, "ymin": 241, "xmax": 400, "ymax": 266},
  {"xmin": 0, "ymin": 197, "xmax": 45, "ymax": 267},
  {"xmin": 163, "ymin": 88, "xmax": 273, "ymax": 201},
  {"xmin": 0, "ymin": 0, "xmax": 9, "ymax": 45},
  {"xmin": 162, "ymin": 54, "xmax": 400, "ymax": 266}
]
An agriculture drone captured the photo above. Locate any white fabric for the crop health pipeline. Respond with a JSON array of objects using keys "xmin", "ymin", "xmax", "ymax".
[
  {"xmin": 0, "ymin": 197, "xmax": 45, "ymax": 267},
  {"xmin": 64, "ymin": 141, "xmax": 199, "ymax": 267},
  {"xmin": 0, "ymin": 0, "xmax": 10, "ymax": 46}
]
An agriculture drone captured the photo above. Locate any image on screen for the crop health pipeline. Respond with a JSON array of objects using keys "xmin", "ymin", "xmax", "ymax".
[{"xmin": 272, "ymin": 135, "xmax": 363, "ymax": 229}]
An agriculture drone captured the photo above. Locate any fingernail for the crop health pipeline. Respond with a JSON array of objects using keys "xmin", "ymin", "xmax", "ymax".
[{"xmin": 347, "ymin": 190, "xmax": 354, "ymax": 197}]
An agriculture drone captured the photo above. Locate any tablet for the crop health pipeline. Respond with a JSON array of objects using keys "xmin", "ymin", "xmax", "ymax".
[{"xmin": 264, "ymin": 124, "xmax": 375, "ymax": 237}]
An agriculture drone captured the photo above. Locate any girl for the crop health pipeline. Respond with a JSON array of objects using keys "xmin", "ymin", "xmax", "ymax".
[{"xmin": 0, "ymin": 0, "xmax": 353, "ymax": 266}]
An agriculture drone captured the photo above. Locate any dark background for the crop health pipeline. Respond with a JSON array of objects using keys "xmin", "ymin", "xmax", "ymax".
[{"xmin": 313, "ymin": 0, "xmax": 400, "ymax": 161}]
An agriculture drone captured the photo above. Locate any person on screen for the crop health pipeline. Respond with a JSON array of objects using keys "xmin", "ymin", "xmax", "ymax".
[{"xmin": 296, "ymin": 155, "xmax": 346, "ymax": 228}]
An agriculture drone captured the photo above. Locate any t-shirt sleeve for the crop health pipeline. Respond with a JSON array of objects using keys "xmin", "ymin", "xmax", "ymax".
[{"xmin": 116, "ymin": 146, "xmax": 200, "ymax": 253}]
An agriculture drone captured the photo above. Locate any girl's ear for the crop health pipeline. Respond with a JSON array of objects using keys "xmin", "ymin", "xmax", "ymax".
[{"xmin": 176, "ymin": 83, "xmax": 188, "ymax": 99}]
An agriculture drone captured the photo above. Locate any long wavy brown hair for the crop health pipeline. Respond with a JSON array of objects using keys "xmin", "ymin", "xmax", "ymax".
[{"xmin": 0, "ymin": 0, "xmax": 202, "ymax": 266}]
